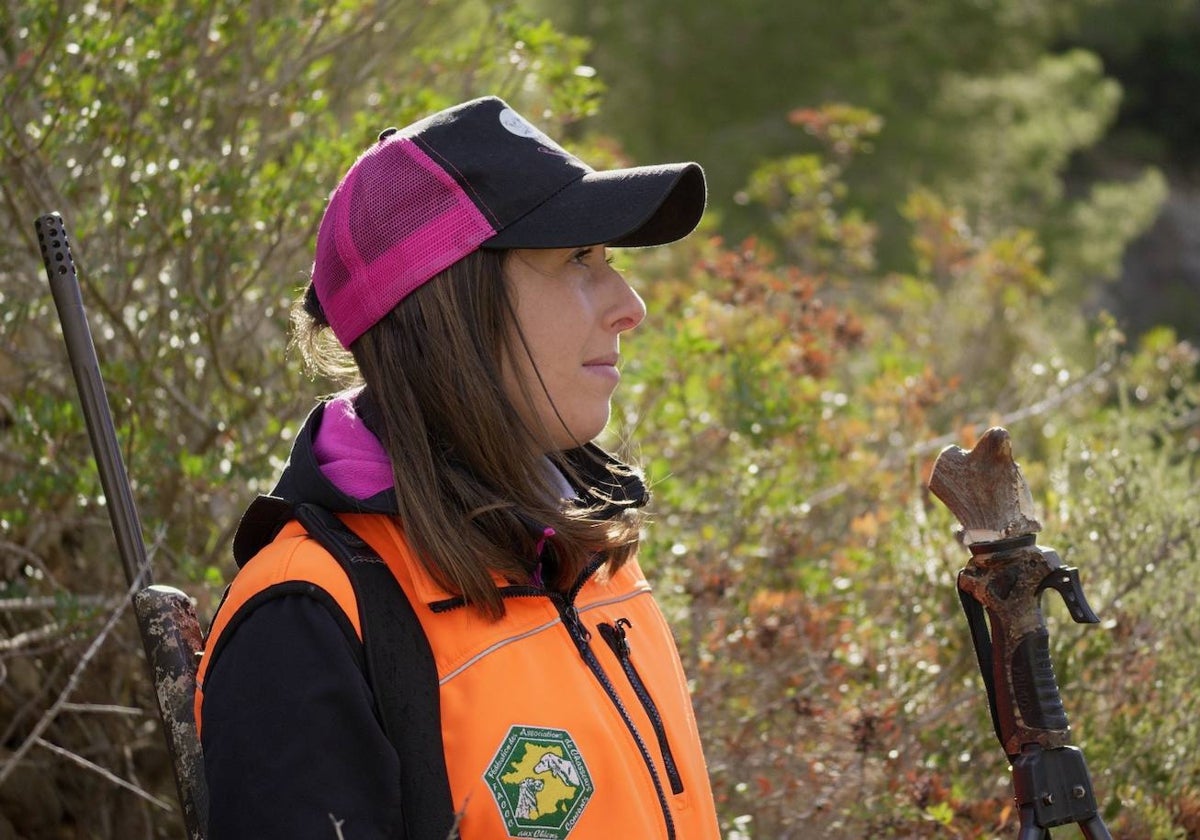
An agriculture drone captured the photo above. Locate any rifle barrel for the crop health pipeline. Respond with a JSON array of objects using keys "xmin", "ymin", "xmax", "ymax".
[{"xmin": 35, "ymin": 212, "xmax": 152, "ymax": 589}]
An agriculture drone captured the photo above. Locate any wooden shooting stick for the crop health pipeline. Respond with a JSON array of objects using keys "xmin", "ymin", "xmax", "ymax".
[{"xmin": 929, "ymin": 428, "xmax": 1111, "ymax": 840}]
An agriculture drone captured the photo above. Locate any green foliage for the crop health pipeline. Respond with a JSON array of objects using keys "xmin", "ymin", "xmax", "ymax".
[
  {"xmin": 738, "ymin": 104, "xmax": 882, "ymax": 276},
  {"xmin": 933, "ymin": 50, "xmax": 1122, "ymax": 214},
  {"xmin": 1056, "ymin": 168, "xmax": 1169, "ymax": 283},
  {"xmin": 931, "ymin": 49, "xmax": 1168, "ymax": 290}
]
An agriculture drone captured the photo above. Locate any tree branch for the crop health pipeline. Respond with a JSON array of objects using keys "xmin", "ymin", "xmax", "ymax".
[
  {"xmin": 34, "ymin": 736, "xmax": 171, "ymax": 811},
  {"xmin": 0, "ymin": 570, "xmax": 144, "ymax": 789}
]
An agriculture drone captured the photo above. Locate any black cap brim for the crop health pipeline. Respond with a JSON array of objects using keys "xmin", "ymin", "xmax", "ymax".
[{"xmin": 482, "ymin": 162, "xmax": 706, "ymax": 250}]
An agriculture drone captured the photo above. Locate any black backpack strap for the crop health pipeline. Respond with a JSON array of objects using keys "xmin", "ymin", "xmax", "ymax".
[{"xmin": 292, "ymin": 503, "xmax": 457, "ymax": 840}]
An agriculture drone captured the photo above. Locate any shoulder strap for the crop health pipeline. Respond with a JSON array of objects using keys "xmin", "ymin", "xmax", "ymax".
[{"xmin": 292, "ymin": 503, "xmax": 457, "ymax": 840}]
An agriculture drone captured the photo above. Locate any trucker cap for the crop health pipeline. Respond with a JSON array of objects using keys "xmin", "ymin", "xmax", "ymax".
[{"xmin": 311, "ymin": 96, "xmax": 706, "ymax": 347}]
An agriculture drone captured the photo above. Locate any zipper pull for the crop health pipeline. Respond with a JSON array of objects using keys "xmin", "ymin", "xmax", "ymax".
[
  {"xmin": 599, "ymin": 618, "xmax": 633, "ymax": 658},
  {"xmin": 561, "ymin": 602, "xmax": 592, "ymax": 653}
]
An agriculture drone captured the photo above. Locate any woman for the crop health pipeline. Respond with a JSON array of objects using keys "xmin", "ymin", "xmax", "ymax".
[{"xmin": 195, "ymin": 96, "xmax": 718, "ymax": 839}]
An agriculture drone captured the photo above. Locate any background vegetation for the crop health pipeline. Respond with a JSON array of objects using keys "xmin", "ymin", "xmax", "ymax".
[{"xmin": 2, "ymin": 1, "xmax": 1199, "ymax": 837}]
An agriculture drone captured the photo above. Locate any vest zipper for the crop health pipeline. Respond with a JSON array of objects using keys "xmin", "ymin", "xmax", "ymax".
[
  {"xmin": 553, "ymin": 559, "xmax": 678, "ymax": 840},
  {"xmin": 597, "ymin": 618, "xmax": 685, "ymax": 795}
]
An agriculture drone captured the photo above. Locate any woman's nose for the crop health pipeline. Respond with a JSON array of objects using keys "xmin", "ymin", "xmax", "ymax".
[{"xmin": 609, "ymin": 275, "xmax": 647, "ymax": 334}]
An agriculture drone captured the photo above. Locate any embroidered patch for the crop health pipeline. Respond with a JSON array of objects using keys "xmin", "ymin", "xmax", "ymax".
[{"xmin": 483, "ymin": 725, "xmax": 594, "ymax": 838}]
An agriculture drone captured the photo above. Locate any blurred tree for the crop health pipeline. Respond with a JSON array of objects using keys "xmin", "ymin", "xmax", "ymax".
[
  {"xmin": 1067, "ymin": 0, "xmax": 1199, "ymax": 171},
  {"xmin": 538, "ymin": 0, "xmax": 1081, "ymax": 204},
  {"xmin": 1064, "ymin": 0, "xmax": 1200, "ymax": 340}
]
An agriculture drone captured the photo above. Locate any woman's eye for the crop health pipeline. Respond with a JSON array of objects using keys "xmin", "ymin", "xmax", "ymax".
[{"xmin": 568, "ymin": 247, "xmax": 612, "ymax": 268}]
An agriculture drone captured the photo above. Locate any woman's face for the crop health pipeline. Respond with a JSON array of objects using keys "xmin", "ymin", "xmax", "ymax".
[{"xmin": 503, "ymin": 246, "xmax": 647, "ymax": 451}]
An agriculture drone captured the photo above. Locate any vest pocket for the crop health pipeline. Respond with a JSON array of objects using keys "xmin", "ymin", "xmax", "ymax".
[{"xmin": 597, "ymin": 619, "xmax": 685, "ymax": 795}]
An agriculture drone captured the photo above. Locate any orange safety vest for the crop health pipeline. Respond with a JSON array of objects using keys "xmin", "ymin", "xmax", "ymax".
[{"xmin": 196, "ymin": 513, "xmax": 721, "ymax": 840}]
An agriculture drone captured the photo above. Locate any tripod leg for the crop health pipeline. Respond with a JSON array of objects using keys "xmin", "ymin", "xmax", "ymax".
[
  {"xmin": 1079, "ymin": 814, "xmax": 1113, "ymax": 840},
  {"xmin": 1017, "ymin": 804, "xmax": 1052, "ymax": 840}
]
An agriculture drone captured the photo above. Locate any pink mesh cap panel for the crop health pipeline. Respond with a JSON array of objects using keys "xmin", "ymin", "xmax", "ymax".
[{"xmin": 313, "ymin": 137, "xmax": 496, "ymax": 347}]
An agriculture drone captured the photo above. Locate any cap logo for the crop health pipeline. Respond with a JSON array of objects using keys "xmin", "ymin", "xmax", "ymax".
[{"xmin": 499, "ymin": 108, "xmax": 543, "ymax": 140}]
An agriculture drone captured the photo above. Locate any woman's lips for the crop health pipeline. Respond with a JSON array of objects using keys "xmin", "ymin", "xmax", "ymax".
[{"xmin": 583, "ymin": 354, "xmax": 621, "ymax": 382}]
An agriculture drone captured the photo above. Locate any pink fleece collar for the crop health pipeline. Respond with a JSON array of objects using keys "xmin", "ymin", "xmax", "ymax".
[{"xmin": 311, "ymin": 389, "xmax": 394, "ymax": 500}]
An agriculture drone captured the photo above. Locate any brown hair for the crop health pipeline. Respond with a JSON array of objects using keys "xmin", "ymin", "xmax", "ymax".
[{"xmin": 292, "ymin": 249, "xmax": 643, "ymax": 618}]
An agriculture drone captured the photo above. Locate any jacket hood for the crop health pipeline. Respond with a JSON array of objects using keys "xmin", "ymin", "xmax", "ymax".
[{"xmin": 231, "ymin": 401, "xmax": 649, "ymax": 567}]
